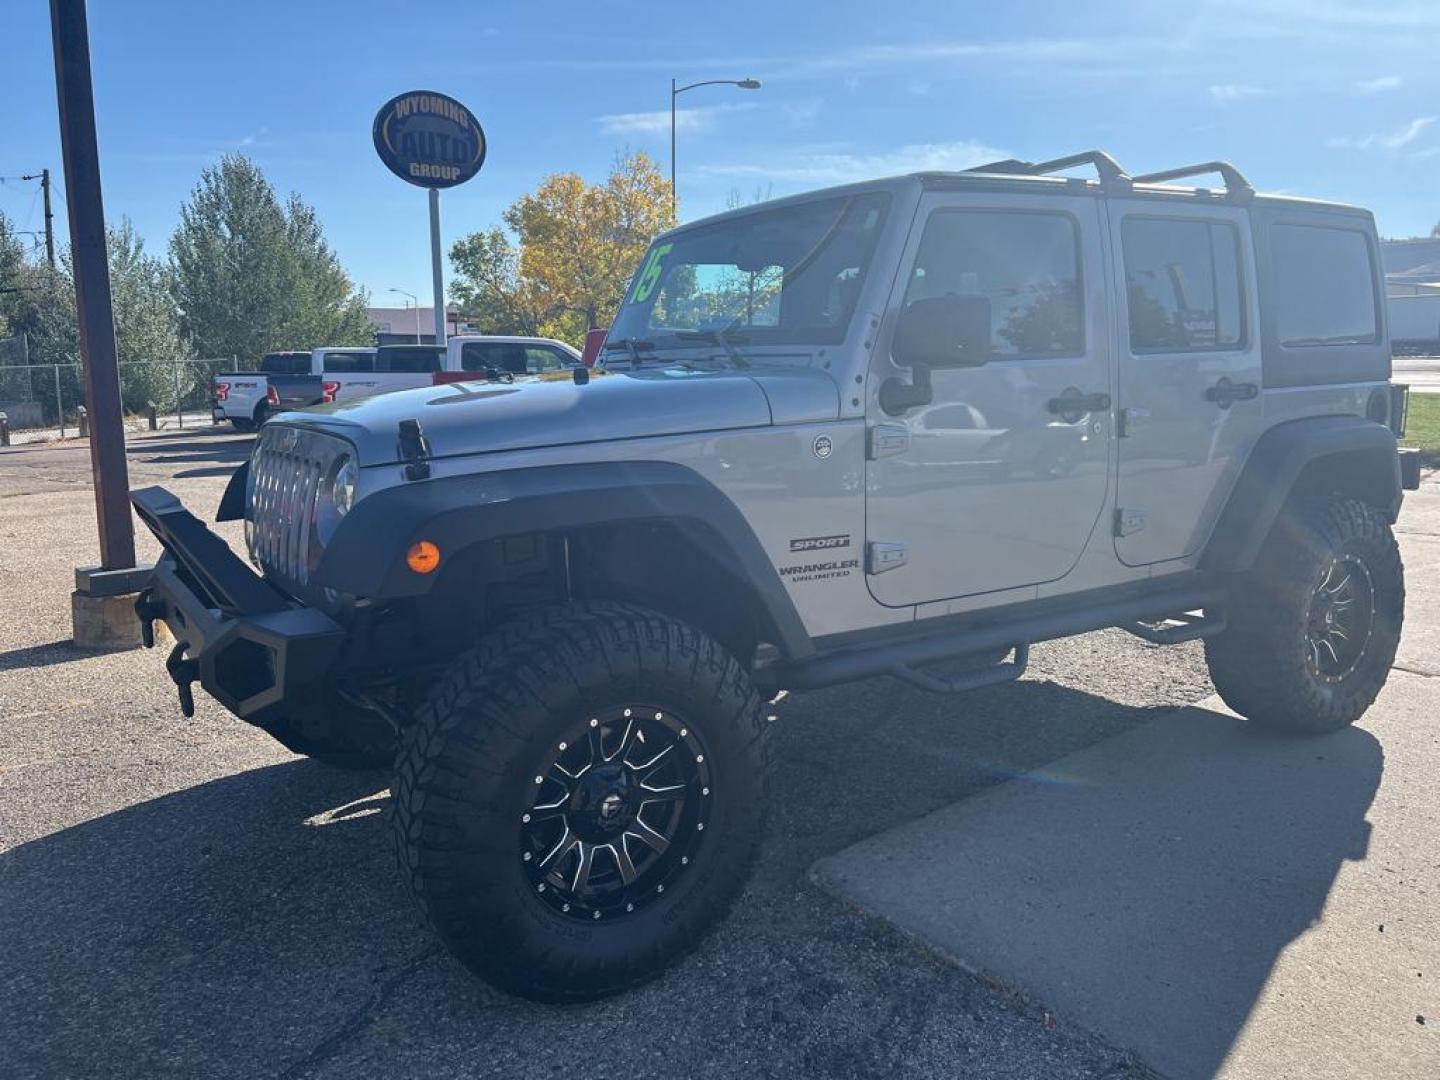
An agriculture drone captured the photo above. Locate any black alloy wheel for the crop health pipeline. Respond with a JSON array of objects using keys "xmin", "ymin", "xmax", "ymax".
[
  {"xmin": 521, "ymin": 705, "xmax": 712, "ymax": 921},
  {"xmin": 1304, "ymin": 554, "xmax": 1376, "ymax": 684}
]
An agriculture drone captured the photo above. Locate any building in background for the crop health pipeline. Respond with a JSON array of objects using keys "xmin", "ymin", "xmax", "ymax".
[
  {"xmin": 1381, "ymin": 237, "xmax": 1440, "ymax": 297},
  {"xmin": 367, "ymin": 305, "xmax": 475, "ymax": 345}
]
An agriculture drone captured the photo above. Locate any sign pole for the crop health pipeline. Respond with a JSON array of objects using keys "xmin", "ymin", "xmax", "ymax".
[
  {"xmin": 428, "ymin": 187, "xmax": 445, "ymax": 346},
  {"xmin": 49, "ymin": 0, "xmax": 135, "ymax": 571}
]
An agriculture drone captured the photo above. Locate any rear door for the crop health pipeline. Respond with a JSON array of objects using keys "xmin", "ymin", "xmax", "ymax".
[
  {"xmin": 1105, "ymin": 202, "xmax": 1262, "ymax": 565},
  {"xmin": 864, "ymin": 191, "xmax": 1113, "ymax": 607}
]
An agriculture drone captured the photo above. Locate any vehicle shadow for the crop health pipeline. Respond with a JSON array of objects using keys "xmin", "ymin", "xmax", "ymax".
[
  {"xmin": 808, "ymin": 688, "xmax": 1383, "ymax": 1080},
  {"xmin": 0, "ymin": 674, "xmax": 1380, "ymax": 1079},
  {"xmin": 0, "ymin": 640, "xmax": 96, "ymax": 673}
]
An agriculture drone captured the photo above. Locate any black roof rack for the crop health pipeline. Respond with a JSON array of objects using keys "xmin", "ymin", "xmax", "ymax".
[
  {"xmin": 966, "ymin": 150, "xmax": 1131, "ymax": 186},
  {"xmin": 1131, "ymin": 161, "xmax": 1254, "ymax": 201}
]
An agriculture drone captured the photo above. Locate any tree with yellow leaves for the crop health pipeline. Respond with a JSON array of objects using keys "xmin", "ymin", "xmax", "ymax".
[{"xmin": 450, "ymin": 150, "xmax": 674, "ymax": 345}]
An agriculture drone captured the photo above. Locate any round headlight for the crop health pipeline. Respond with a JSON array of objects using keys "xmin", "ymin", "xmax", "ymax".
[{"xmin": 331, "ymin": 455, "xmax": 358, "ymax": 515}]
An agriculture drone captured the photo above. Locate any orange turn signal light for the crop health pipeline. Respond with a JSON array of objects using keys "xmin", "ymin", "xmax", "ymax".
[{"xmin": 406, "ymin": 540, "xmax": 441, "ymax": 574}]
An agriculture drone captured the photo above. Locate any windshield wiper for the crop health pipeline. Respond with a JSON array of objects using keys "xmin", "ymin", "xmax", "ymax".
[
  {"xmin": 673, "ymin": 327, "xmax": 752, "ymax": 369},
  {"xmin": 601, "ymin": 337, "xmax": 657, "ymax": 365}
]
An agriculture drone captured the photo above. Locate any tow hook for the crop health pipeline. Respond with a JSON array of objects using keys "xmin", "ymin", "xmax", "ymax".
[
  {"xmin": 165, "ymin": 641, "xmax": 199, "ymax": 718},
  {"xmin": 134, "ymin": 590, "xmax": 165, "ymax": 649}
]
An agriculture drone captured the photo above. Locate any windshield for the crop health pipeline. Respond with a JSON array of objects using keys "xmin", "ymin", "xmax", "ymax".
[{"xmin": 608, "ymin": 192, "xmax": 890, "ymax": 349}]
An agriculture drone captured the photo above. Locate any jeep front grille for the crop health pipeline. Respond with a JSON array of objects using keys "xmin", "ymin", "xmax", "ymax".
[{"xmin": 246, "ymin": 426, "xmax": 346, "ymax": 585}]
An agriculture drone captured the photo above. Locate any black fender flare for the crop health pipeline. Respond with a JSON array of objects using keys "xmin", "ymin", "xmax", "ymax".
[
  {"xmin": 1202, "ymin": 415, "xmax": 1400, "ymax": 573},
  {"xmin": 314, "ymin": 460, "xmax": 814, "ymax": 660}
]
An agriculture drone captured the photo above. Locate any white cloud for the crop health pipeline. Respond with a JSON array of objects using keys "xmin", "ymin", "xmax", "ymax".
[
  {"xmin": 1355, "ymin": 75, "xmax": 1402, "ymax": 93},
  {"xmin": 1328, "ymin": 115, "xmax": 1436, "ymax": 151},
  {"xmin": 597, "ymin": 104, "xmax": 752, "ymax": 136},
  {"xmin": 1208, "ymin": 84, "xmax": 1264, "ymax": 103},
  {"xmin": 700, "ymin": 139, "xmax": 1009, "ymax": 186}
]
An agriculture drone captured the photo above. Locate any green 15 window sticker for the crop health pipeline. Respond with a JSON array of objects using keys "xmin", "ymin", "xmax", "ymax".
[{"xmin": 629, "ymin": 243, "xmax": 673, "ymax": 304}]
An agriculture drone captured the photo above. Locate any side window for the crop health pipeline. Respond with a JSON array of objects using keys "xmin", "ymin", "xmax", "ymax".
[
  {"xmin": 524, "ymin": 346, "xmax": 572, "ymax": 373},
  {"xmin": 378, "ymin": 347, "xmax": 443, "ymax": 373},
  {"xmin": 903, "ymin": 210, "xmax": 1083, "ymax": 357},
  {"xmin": 1270, "ymin": 224, "xmax": 1378, "ymax": 346},
  {"xmin": 461, "ymin": 342, "xmax": 526, "ymax": 373},
  {"xmin": 461, "ymin": 342, "xmax": 500, "ymax": 371},
  {"xmin": 1122, "ymin": 218, "xmax": 1244, "ymax": 351},
  {"xmin": 322, "ymin": 351, "xmax": 373, "ymax": 373}
]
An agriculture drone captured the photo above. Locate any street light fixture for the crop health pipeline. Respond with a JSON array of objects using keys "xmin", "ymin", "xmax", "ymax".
[
  {"xmin": 388, "ymin": 287, "xmax": 421, "ymax": 343},
  {"xmin": 670, "ymin": 77, "xmax": 761, "ymax": 220}
]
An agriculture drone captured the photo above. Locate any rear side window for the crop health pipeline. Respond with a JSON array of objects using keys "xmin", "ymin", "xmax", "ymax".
[
  {"xmin": 321, "ymin": 351, "xmax": 373, "ymax": 373},
  {"xmin": 903, "ymin": 210, "xmax": 1084, "ymax": 358},
  {"xmin": 1122, "ymin": 218, "xmax": 1244, "ymax": 351},
  {"xmin": 261, "ymin": 353, "xmax": 308, "ymax": 374},
  {"xmin": 1270, "ymin": 225, "xmax": 1378, "ymax": 346},
  {"xmin": 461, "ymin": 342, "xmax": 526, "ymax": 373},
  {"xmin": 376, "ymin": 346, "xmax": 444, "ymax": 373}
]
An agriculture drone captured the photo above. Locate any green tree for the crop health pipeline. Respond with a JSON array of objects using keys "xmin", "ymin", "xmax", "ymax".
[
  {"xmin": 450, "ymin": 150, "xmax": 674, "ymax": 343},
  {"xmin": 170, "ymin": 155, "xmax": 370, "ymax": 365},
  {"xmin": 448, "ymin": 227, "xmax": 543, "ymax": 336}
]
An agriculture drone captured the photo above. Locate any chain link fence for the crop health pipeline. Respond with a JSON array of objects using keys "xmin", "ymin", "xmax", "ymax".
[{"xmin": 0, "ymin": 356, "xmax": 237, "ymax": 436}]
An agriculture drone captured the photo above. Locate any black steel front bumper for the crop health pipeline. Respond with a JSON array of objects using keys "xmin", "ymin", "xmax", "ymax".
[{"xmin": 131, "ymin": 486, "xmax": 345, "ymax": 720}]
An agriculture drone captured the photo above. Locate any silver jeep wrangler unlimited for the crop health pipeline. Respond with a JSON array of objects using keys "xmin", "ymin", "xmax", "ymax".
[{"xmin": 133, "ymin": 151, "xmax": 1421, "ymax": 1001}]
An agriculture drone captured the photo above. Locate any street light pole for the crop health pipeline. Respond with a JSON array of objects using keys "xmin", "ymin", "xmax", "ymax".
[
  {"xmin": 389, "ymin": 287, "xmax": 421, "ymax": 343},
  {"xmin": 669, "ymin": 77, "xmax": 761, "ymax": 221}
]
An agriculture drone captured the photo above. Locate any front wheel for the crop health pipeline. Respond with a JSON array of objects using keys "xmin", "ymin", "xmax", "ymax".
[
  {"xmin": 393, "ymin": 603, "xmax": 771, "ymax": 1002},
  {"xmin": 1205, "ymin": 494, "xmax": 1404, "ymax": 734}
]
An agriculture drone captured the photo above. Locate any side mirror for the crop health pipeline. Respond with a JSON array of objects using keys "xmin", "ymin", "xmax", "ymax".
[{"xmin": 893, "ymin": 294, "xmax": 992, "ymax": 370}]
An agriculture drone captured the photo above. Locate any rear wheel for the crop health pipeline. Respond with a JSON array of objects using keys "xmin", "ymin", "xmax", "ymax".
[
  {"xmin": 1205, "ymin": 494, "xmax": 1403, "ymax": 734},
  {"xmin": 229, "ymin": 417, "xmax": 256, "ymax": 433},
  {"xmin": 393, "ymin": 602, "xmax": 771, "ymax": 1001}
]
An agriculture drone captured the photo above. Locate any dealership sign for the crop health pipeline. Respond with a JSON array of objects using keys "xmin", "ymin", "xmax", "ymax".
[{"xmin": 372, "ymin": 90, "xmax": 486, "ymax": 188}]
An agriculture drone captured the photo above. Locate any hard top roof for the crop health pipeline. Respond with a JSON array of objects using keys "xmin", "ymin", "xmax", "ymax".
[{"xmin": 665, "ymin": 150, "xmax": 1369, "ymax": 237}]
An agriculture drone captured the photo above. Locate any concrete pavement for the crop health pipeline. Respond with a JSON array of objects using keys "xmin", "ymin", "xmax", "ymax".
[
  {"xmin": 1392, "ymin": 356, "xmax": 1440, "ymax": 394},
  {"xmin": 815, "ymin": 479, "xmax": 1440, "ymax": 1079}
]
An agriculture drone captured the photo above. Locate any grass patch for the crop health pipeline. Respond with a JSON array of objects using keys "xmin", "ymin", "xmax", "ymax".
[{"xmin": 1403, "ymin": 393, "xmax": 1440, "ymax": 469}]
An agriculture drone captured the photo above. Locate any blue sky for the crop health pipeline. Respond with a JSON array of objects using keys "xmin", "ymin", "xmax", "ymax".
[{"xmin": 5, "ymin": 0, "xmax": 1440, "ymax": 303}]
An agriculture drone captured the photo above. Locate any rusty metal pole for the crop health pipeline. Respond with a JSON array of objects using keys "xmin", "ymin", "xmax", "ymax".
[{"xmin": 49, "ymin": 0, "xmax": 135, "ymax": 570}]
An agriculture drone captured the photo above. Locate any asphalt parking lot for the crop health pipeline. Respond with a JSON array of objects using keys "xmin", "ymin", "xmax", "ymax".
[{"xmin": 0, "ymin": 426, "xmax": 1295, "ymax": 1079}]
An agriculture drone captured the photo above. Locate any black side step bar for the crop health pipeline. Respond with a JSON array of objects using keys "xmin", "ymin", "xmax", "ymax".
[
  {"xmin": 889, "ymin": 644, "xmax": 1030, "ymax": 695},
  {"xmin": 1120, "ymin": 610, "xmax": 1227, "ymax": 645},
  {"xmin": 776, "ymin": 583, "xmax": 1224, "ymax": 692}
]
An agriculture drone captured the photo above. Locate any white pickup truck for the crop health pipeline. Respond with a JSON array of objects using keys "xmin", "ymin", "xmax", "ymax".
[
  {"xmin": 213, "ymin": 339, "xmax": 582, "ymax": 431},
  {"xmin": 1387, "ymin": 294, "xmax": 1440, "ymax": 355}
]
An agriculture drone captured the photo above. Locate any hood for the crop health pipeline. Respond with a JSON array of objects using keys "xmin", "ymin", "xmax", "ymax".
[{"xmin": 275, "ymin": 365, "xmax": 839, "ymax": 466}]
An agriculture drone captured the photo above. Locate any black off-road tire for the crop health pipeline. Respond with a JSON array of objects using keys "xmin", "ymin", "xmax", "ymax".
[
  {"xmin": 1205, "ymin": 494, "xmax": 1403, "ymax": 734},
  {"xmin": 393, "ymin": 602, "xmax": 771, "ymax": 1002},
  {"xmin": 229, "ymin": 417, "xmax": 256, "ymax": 434},
  {"xmin": 263, "ymin": 700, "xmax": 398, "ymax": 770}
]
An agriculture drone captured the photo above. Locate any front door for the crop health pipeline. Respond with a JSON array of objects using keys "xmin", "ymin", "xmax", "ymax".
[
  {"xmin": 865, "ymin": 193, "xmax": 1113, "ymax": 608},
  {"xmin": 1105, "ymin": 202, "xmax": 1262, "ymax": 566}
]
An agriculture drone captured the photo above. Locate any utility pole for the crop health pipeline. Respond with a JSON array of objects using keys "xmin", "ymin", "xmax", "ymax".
[
  {"xmin": 18, "ymin": 170, "xmax": 56, "ymax": 269},
  {"xmin": 50, "ymin": 0, "xmax": 135, "ymax": 573}
]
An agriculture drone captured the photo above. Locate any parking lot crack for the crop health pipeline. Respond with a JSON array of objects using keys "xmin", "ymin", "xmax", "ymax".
[{"xmin": 275, "ymin": 944, "xmax": 440, "ymax": 1079}]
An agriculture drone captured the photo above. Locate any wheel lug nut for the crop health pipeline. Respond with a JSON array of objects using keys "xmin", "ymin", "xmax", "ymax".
[
  {"xmin": 590, "ymin": 718, "xmax": 598, "ymax": 727},
  {"xmin": 521, "ymin": 813, "xmax": 531, "ymax": 823},
  {"xmin": 523, "ymin": 852, "xmax": 532, "ymax": 862}
]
